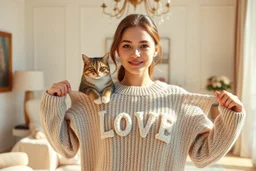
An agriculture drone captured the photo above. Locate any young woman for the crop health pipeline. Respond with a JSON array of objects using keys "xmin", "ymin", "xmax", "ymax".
[{"xmin": 41, "ymin": 14, "xmax": 245, "ymax": 171}]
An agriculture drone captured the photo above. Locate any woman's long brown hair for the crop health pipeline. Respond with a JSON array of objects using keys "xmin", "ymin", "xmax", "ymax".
[{"xmin": 109, "ymin": 14, "xmax": 163, "ymax": 82}]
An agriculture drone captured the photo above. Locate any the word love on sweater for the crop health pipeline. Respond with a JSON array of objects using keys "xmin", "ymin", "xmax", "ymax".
[{"xmin": 98, "ymin": 111, "xmax": 176, "ymax": 143}]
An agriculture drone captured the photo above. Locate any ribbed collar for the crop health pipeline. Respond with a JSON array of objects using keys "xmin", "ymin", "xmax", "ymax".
[{"xmin": 114, "ymin": 80, "xmax": 168, "ymax": 96}]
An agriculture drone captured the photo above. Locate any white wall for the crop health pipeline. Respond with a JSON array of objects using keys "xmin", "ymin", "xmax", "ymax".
[
  {"xmin": 25, "ymin": 0, "xmax": 236, "ymax": 94},
  {"xmin": 0, "ymin": 0, "xmax": 27, "ymax": 152}
]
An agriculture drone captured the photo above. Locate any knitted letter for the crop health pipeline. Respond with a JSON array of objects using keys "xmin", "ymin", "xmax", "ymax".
[
  {"xmin": 114, "ymin": 113, "xmax": 132, "ymax": 137},
  {"xmin": 155, "ymin": 113, "xmax": 174, "ymax": 143},
  {"xmin": 135, "ymin": 112, "xmax": 159, "ymax": 138},
  {"xmin": 98, "ymin": 111, "xmax": 115, "ymax": 139}
]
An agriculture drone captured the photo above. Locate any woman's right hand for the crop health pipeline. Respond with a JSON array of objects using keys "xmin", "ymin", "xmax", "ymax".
[{"xmin": 47, "ymin": 80, "xmax": 71, "ymax": 97}]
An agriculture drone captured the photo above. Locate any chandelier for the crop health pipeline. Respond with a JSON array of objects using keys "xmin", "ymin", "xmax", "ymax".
[{"xmin": 101, "ymin": 0, "xmax": 172, "ymax": 19}]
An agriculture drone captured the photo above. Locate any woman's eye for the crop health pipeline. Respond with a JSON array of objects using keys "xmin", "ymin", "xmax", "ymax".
[
  {"xmin": 141, "ymin": 44, "xmax": 149, "ymax": 49},
  {"xmin": 123, "ymin": 44, "xmax": 131, "ymax": 48}
]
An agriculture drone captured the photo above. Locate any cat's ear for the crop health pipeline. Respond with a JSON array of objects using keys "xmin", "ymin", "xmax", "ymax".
[
  {"xmin": 82, "ymin": 54, "xmax": 90, "ymax": 63},
  {"xmin": 102, "ymin": 53, "xmax": 109, "ymax": 63}
]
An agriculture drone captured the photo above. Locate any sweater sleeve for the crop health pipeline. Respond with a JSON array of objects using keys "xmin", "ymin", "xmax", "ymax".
[
  {"xmin": 188, "ymin": 104, "xmax": 245, "ymax": 168},
  {"xmin": 40, "ymin": 91, "xmax": 80, "ymax": 158}
]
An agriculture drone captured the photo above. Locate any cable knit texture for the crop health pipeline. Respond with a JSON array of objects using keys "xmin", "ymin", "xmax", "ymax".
[{"xmin": 40, "ymin": 81, "xmax": 245, "ymax": 171}]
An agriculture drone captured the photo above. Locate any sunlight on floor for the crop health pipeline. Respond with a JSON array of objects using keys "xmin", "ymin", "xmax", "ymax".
[{"xmin": 185, "ymin": 153, "xmax": 256, "ymax": 171}]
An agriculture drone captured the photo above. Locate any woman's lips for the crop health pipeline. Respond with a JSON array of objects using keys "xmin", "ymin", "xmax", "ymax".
[{"xmin": 128, "ymin": 61, "xmax": 143, "ymax": 66}]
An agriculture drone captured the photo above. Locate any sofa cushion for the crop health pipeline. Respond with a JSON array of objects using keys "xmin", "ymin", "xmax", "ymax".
[
  {"xmin": 0, "ymin": 165, "xmax": 33, "ymax": 171},
  {"xmin": 0, "ymin": 152, "xmax": 28, "ymax": 169}
]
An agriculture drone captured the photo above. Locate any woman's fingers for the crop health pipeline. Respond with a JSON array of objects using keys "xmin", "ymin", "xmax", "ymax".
[
  {"xmin": 227, "ymin": 101, "xmax": 236, "ymax": 109},
  {"xmin": 47, "ymin": 80, "xmax": 71, "ymax": 96},
  {"xmin": 215, "ymin": 90, "xmax": 243, "ymax": 112},
  {"xmin": 225, "ymin": 98, "xmax": 233, "ymax": 107},
  {"xmin": 65, "ymin": 80, "xmax": 71, "ymax": 91}
]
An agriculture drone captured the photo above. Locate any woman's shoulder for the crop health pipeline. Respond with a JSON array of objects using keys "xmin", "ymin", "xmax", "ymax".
[
  {"xmin": 160, "ymin": 81, "xmax": 188, "ymax": 95},
  {"xmin": 68, "ymin": 91, "xmax": 91, "ymax": 105},
  {"xmin": 162, "ymin": 82, "xmax": 216, "ymax": 103}
]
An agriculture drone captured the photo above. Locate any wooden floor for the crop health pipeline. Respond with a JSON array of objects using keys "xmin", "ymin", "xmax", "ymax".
[
  {"xmin": 186, "ymin": 152, "xmax": 256, "ymax": 171},
  {"xmin": 216, "ymin": 153, "xmax": 256, "ymax": 171}
]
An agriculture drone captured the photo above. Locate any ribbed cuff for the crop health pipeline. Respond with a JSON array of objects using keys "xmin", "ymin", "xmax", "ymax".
[
  {"xmin": 218, "ymin": 105, "xmax": 245, "ymax": 118},
  {"xmin": 41, "ymin": 91, "xmax": 67, "ymax": 121},
  {"xmin": 218, "ymin": 105, "xmax": 246, "ymax": 129}
]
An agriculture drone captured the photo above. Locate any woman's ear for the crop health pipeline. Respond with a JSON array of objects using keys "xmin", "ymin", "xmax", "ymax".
[{"xmin": 154, "ymin": 46, "xmax": 159, "ymax": 57}]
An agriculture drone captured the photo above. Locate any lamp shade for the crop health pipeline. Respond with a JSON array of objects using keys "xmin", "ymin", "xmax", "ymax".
[{"xmin": 14, "ymin": 70, "xmax": 44, "ymax": 91}]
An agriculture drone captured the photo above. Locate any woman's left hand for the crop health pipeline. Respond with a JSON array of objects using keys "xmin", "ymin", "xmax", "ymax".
[{"xmin": 215, "ymin": 90, "xmax": 243, "ymax": 112}]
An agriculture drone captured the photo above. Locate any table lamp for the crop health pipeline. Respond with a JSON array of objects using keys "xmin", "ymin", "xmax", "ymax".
[{"xmin": 14, "ymin": 70, "xmax": 44, "ymax": 126}]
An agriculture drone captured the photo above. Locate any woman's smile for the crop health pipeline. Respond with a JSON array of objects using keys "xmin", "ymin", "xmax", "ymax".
[{"xmin": 128, "ymin": 60, "xmax": 144, "ymax": 66}]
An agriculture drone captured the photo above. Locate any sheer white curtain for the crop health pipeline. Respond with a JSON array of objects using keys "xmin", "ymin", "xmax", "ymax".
[{"xmin": 232, "ymin": 0, "xmax": 256, "ymax": 161}]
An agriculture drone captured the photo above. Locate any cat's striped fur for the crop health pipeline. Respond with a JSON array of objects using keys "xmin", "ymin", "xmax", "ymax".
[{"xmin": 79, "ymin": 53, "xmax": 114, "ymax": 104}]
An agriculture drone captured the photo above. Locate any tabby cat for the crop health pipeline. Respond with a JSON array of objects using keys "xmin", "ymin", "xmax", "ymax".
[{"xmin": 79, "ymin": 53, "xmax": 114, "ymax": 104}]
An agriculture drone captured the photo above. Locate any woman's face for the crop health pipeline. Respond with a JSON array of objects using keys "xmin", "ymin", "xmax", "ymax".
[{"xmin": 117, "ymin": 26, "xmax": 158, "ymax": 78}]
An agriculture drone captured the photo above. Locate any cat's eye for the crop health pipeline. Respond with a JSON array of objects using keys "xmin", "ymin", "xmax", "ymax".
[
  {"xmin": 88, "ymin": 67, "xmax": 95, "ymax": 72},
  {"xmin": 100, "ymin": 67, "xmax": 107, "ymax": 72}
]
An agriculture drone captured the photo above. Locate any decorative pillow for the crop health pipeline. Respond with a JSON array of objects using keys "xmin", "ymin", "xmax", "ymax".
[{"xmin": 0, "ymin": 152, "xmax": 28, "ymax": 168}]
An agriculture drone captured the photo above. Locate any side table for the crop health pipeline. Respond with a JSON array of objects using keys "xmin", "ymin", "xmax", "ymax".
[{"xmin": 12, "ymin": 124, "xmax": 30, "ymax": 137}]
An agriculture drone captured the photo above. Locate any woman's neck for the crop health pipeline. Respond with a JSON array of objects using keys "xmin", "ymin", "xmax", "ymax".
[{"xmin": 120, "ymin": 73, "xmax": 154, "ymax": 86}]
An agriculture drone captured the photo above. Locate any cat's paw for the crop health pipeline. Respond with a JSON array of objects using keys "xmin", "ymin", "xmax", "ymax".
[
  {"xmin": 94, "ymin": 97, "xmax": 102, "ymax": 104},
  {"xmin": 102, "ymin": 96, "xmax": 110, "ymax": 104},
  {"xmin": 34, "ymin": 131, "xmax": 46, "ymax": 139}
]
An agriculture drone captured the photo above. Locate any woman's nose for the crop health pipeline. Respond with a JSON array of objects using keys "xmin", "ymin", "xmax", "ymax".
[{"xmin": 131, "ymin": 48, "xmax": 140, "ymax": 58}]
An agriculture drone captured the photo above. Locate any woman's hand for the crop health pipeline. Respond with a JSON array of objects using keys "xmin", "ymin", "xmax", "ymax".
[
  {"xmin": 215, "ymin": 90, "xmax": 243, "ymax": 112},
  {"xmin": 47, "ymin": 80, "xmax": 71, "ymax": 97}
]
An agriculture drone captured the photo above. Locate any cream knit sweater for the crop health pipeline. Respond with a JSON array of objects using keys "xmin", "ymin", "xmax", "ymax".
[{"xmin": 40, "ymin": 81, "xmax": 245, "ymax": 171}]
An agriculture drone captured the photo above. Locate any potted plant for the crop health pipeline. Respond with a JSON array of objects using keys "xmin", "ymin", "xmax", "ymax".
[{"xmin": 206, "ymin": 76, "xmax": 231, "ymax": 92}]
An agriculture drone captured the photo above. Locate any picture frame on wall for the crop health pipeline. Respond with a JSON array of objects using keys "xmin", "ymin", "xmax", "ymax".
[
  {"xmin": 105, "ymin": 37, "xmax": 119, "ymax": 64},
  {"xmin": 0, "ymin": 31, "xmax": 12, "ymax": 92},
  {"xmin": 153, "ymin": 37, "xmax": 171, "ymax": 83},
  {"xmin": 159, "ymin": 37, "xmax": 170, "ymax": 64}
]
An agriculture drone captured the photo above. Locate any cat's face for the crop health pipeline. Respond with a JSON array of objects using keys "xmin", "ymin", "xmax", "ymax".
[{"xmin": 82, "ymin": 54, "xmax": 110, "ymax": 79}]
